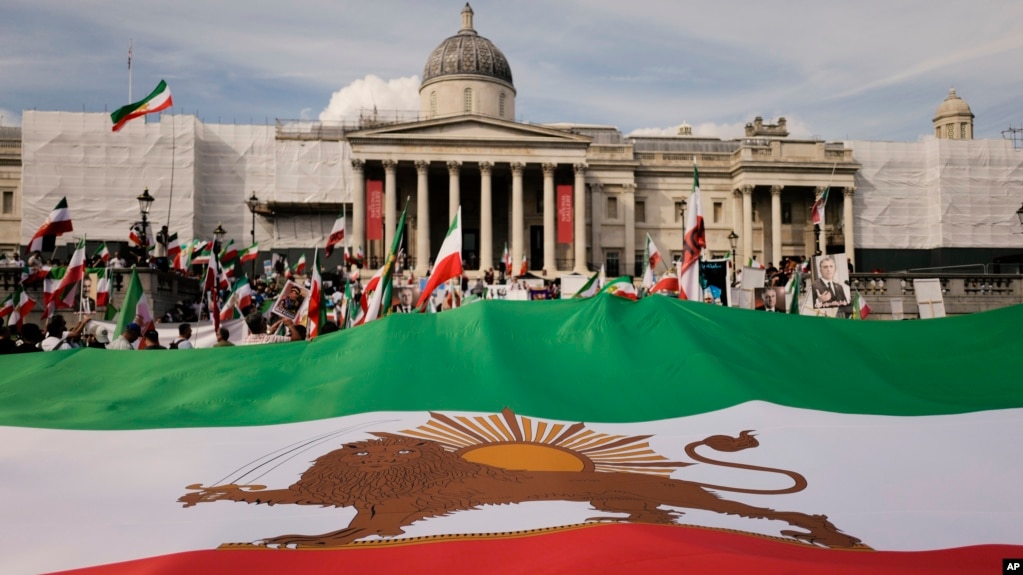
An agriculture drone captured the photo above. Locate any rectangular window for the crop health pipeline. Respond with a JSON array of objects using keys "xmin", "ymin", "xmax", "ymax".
[
  {"xmin": 674, "ymin": 201, "xmax": 684, "ymax": 223},
  {"xmin": 713, "ymin": 202, "xmax": 723, "ymax": 224},
  {"xmin": 606, "ymin": 196, "xmax": 618, "ymax": 220},
  {"xmin": 635, "ymin": 251, "xmax": 645, "ymax": 277},
  {"xmin": 635, "ymin": 200, "xmax": 645, "ymax": 223},
  {"xmin": 782, "ymin": 202, "xmax": 793, "ymax": 224},
  {"xmin": 1, "ymin": 191, "xmax": 12, "ymax": 215},
  {"xmin": 605, "ymin": 251, "xmax": 620, "ymax": 277}
]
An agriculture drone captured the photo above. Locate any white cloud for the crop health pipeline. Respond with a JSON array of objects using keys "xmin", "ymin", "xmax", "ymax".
[{"xmin": 319, "ymin": 75, "xmax": 420, "ymax": 123}]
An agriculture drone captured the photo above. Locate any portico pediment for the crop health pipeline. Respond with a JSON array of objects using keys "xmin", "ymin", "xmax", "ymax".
[{"xmin": 346, "ymin": 115, "xmax": 591, "ymax": 146}]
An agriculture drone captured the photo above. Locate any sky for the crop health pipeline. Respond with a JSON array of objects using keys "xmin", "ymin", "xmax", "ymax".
[{"xmin": 2, "ymin": 0, "xmax": 1022, "ymax": 142}]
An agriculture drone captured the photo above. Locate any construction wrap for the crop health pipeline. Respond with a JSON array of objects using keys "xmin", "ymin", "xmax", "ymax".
[
  {"xmin": 848, "ymin": 138, "xmax": 1023, "ymax": 249},
  {"xmin": 21, "ymin": 112, "xmax": 354, "ymax": 250}
]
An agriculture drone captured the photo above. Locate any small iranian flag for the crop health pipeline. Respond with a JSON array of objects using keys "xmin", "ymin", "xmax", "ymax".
[
  {"xmin": 114, "ymin": 267, "xmax": 155, "ymax": 346},
  {"xmin": 811, "ymin": 187, "xmax": 830, "ymax": 226},
  {"xmin": 649, "ymin": 272, "xmax": 680, "ymax": 295},
  {"xmin": 600, "ymin": 276, "xmax": 638, "ymax": 301},
  {"xmin": 0, "ymin": 293, "xmax": 14, "ymax": 319},
  {"xmin": 7, "ymin": 286, "xmax": 35, "ymax": 329},
  {"xmin": 27, "ymin": 197, "xmax": 73, "ymax": 255},
  {"xmin": 502, "ymin": 242, "xmax": 511, "ymax": 275},
  {"xmin": 93, "ymin": 242, "xmax": 111, "ymax": 263},
  {"xmin": 416, "ymin": 207, "xmax": 462, "ymax": 310},
  {"xmin": 219, "ymin": 239, "xmax": 238, "ymax": 266},
  {"xmin": 324, "ymin": 211, "xmax": 346, "ymax": 257},
  {"xmin": 519, "ymin": 253, "xmax": 528, "ymax": 277},
  {"xmin": 572, "ymin": 270, "xmax": 601, "ymax": 298},
  {"xmin": 291, "ymin": 253, "xmax": 307, "ymax": 276},
  {"xmin": 111, "ymin": 79, "xmax": 174, "ymax": 132},
  {"xmin": 307, "ymin": 251, "xmax": 325, "ymax": 340},
  {"xmin": 166, "ymin": 233, "xmax": 181, "ymax": 260},
  {"xmin": 646, "ymin": 233, "xmax": 662, "ymax": 270},
  {"xmin": 642, "ymin": 234, "xmax": 657, "ymax": 290},
  {"xmin": 678, "ymin": 163, "xmax": 706, "ymax": 301},
  {"xmin": 240, "ymin": 242, "xmax": 259, "ymax": 263},
  {"xmin": 853, "ymin": 291, "xmax": 872, "ymax": 320},
  {"xmin": 96, "ymin": 267, "xmax": 112, "ymax": 308},
  {"xmin": 54, "ymin": 238, "xmax": 87, "ymax": 306}
]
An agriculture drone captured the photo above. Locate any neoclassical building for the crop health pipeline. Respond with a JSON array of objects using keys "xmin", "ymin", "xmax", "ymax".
[
  {"xmin": 14, "ymin": 5, "xmax": 1023, "ymax": 278},
  {"xmin": 343, "ymin": 4, "xmax": 857, "ymax": 278}
]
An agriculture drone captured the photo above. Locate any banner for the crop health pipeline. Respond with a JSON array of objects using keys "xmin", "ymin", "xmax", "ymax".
[
  {"xmin": 366, "ymin": 179, "xmax": 383, "ymax": 241},
  {"xmin": 556, "ymin": 184, "xmax": 573, "ymax": 243},
  {"xmin": 699, "ymin": 258, "xmax": 730, "ymax": 306}
]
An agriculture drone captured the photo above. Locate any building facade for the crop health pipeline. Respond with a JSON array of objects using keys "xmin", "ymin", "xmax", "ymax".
[{"xmin": 13, "ymin": 5, "xmax": 1023, "ymax": 279}]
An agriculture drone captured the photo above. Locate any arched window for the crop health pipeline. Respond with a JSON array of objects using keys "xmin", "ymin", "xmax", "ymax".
[
  {"xmin": 499, "ymin": 92, "xmax": 506, "ymax": 118},
  {"xmin": 430, "ymin": 92, "xmax": 437, "ymax": 117},
  {"xmin": 463, "ymin": 88, "xmax": 473, "ymax": 113}
]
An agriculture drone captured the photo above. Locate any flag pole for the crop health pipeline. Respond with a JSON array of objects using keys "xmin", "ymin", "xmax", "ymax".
[{"xmin": 128, "ymin": 38, "xmax": 133, "ymax": 104}]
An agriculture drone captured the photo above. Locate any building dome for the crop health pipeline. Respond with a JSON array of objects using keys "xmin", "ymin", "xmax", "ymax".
[
  {"xmin": 932, "ymin": 88, "xmax": 974, "ymax": 140},
  {"xmin": 422, "ymin": 4, "xmax": 513, "ymax": 88},
  {"xmin": 934, "ymin": 88, "xmax": 973, "ymax": 119}
]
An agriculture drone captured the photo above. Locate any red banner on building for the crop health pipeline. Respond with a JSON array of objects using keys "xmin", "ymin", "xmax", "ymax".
[
  {"xmin": 366, "ymin": 179, "xmax": 383, "ymax": 241},
  {"xmin": 557, "ymin": 184, "xmax": 573, "ymax": 243}
]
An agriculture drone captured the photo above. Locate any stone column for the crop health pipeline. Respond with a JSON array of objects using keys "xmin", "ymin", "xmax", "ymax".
[
  {"xmin": 542, "ymin": 163, "xmax": 556, "ymax": 274},
  {"xmin": 590, "ymin": 182, "xmax": 603, "ymax": 271},
  {"xmin": 383, "ymin": 160, "xmax": 397, "ymax": 252},
  {"xmin": 511, "ymin": 162, "xmax": 525, "ymax": 274},
  {"xmin": 479, "ymin": 161, "xmax": 494, "ymax": 273},
  {"xmin": 415, "ymin": 160, "xmax": 430, "ymax": 275},
  {"xmin": 843, "ymin": 186, "xmax": 856, "ymax": 269},
  {"xmin": 623, "ymin": 183, "xmax": 636, "ymax": 277},
  {"xmin": 771, "ymin": 185, "xmax": 783, "ymax": 265},
  {"xmin": 816, "ymin": 185, "xmax": 828, "ymax": 254},
  {"xmin": 448, "ymin": 161, "xmax": 461, "ymax": 225},
  {"xmin": 351, "ymin": 159, "xmax": 365, "ymax": 255},
  {"xmin": 574, "ymin": 164, "xmax": 587, "ymax": 273},
  {"xmin": 741, "ymin": 185, "xmax": 753, "ymax": 263}
]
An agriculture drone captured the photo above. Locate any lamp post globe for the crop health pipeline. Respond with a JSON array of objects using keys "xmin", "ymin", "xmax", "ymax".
[
  {"xmin": 728, "ymin": 230, "xmax": 739, "ymax": 283},
  {"xmin": 136, "ymin": 187, "xmax": 155, "ymax": 264},
  {"xmin": 246, "ymin": 193, "xmax": 259, "ymax": 279},
  {"xmin": 213, "ymin": 223, "xmax": 226, "ymax": 254}
]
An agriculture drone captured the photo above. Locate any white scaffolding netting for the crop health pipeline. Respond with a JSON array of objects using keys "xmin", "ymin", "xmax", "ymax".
[
  {"xmin": 848, "ymin": 139, "xmax": 1023, "ymax": 249},
  {"xmin": 21, "ymin": 112, "xmax": 353, "ymax": 250}
]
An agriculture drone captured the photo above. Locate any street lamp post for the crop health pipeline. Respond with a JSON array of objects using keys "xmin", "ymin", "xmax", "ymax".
[
  {"xmin": 728, "ymin": 230, "xmax": 739, "ymax": 284},
  {"xmin": 136, "ymin": 187, "xmax": 154, "ymax": 265},
  {"xmin": 1016, "ymin": 202, "xmax": 1023, "ymax": 227},
  {"xmin": 246, "ymin": 192, "xmax": 259, "ymax": 279},
  {"xmin": 213, "ymin": 223, "xmax": 226, "ymax": 256},
  {"xmin": 679, "ymin": 199, "xmax": 687, "ymax": 227}
]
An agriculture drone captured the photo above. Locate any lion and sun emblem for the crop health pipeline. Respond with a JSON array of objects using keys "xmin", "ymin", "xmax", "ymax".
[{"xmin": 180, "ymin": 408, "xmax": 867, "ymax": 550}]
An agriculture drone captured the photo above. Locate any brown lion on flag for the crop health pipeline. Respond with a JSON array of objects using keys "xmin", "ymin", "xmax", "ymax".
[{"xmin": 179, "ymin": 431, "xmax": 864, "ymax": 549}]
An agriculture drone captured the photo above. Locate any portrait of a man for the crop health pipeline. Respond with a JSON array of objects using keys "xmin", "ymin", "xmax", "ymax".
[{"xmin": 812, "ymin": 254, "xmax": 850, "ymax": 310}]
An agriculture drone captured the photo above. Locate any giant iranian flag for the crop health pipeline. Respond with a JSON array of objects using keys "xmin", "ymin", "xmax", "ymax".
[{"xmin": 2, "ymin": 297, "xmax": 1022, "ymax": 575}]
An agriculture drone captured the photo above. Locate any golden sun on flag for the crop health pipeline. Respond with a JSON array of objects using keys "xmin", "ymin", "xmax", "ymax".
[{"xmin": 395, "ymin": 408, "xmax": 688, "ymax": 477}]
